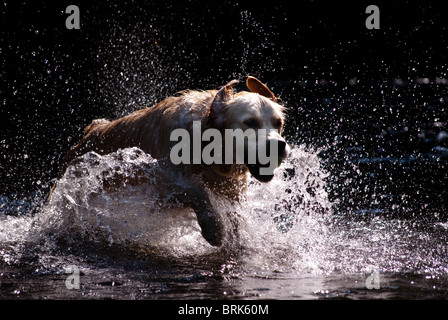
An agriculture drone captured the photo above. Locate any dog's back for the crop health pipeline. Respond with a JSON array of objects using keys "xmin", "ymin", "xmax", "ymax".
[{"xmin": 60, "ymin": 90, "xmax": 217, "ymax": 176}]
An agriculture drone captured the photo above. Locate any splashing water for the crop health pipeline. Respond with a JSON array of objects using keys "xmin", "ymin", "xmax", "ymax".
[
  {"xmin": 2, "ymin": 144, "xmax": 446, "ymax": 281},
  {"xmin": 1, "ymin": 146, "xmax": 329, "ymax": 268},
  {"xmin": 0, "ymin": 4, "xmax": 448, "ymax": 298}
]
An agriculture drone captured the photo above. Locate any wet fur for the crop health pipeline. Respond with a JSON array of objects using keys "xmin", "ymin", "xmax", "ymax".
[{"xmin": 54, "ymin": 77, "xmax": 289, "ymax": 246}]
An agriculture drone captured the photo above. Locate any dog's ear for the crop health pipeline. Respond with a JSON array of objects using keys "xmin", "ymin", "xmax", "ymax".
[
  {"xmin": 209, "ymin": 79, "xmax": 238, "ymax": 128},
  {"xmin": 246, "ymin": 76, "xmax": 277, "ymax": 102}
]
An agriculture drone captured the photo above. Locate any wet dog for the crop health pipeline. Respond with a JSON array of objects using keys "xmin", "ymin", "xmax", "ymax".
[{"xmin": 55, "ymin": 76, "xmax": 290, "ymax": 246}]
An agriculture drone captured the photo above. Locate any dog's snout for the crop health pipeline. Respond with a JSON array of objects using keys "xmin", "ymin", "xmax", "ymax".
[
  {"xmin": 278, "ymin": 139, "xmax": 290, "ymax": 159},
  {"xmin": 264, "ymin": 139, "xmax": 289, "ymax": 158}
]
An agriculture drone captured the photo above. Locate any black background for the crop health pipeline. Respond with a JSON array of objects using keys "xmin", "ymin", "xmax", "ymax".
[{"xmin": 1, "ymin": 1, "xmax": 447, "ymax": 215}]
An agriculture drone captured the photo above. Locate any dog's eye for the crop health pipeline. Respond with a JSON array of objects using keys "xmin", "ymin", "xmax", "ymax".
[{"xmin": 243, "ymin": 118, "xmax": 259, "ymax": 129}]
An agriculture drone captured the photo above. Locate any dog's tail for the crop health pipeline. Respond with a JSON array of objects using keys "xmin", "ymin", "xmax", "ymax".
[
  {"xmin": 46, "ymin": 118, "xmax": 112, "ymax": 203},
  {"xmin": 57, "ymin": 118, "xmax": 111, "ymax": 179},
  {"xmin": 84, "ymin": 118, "xmax": 110, "ymax": 134}
]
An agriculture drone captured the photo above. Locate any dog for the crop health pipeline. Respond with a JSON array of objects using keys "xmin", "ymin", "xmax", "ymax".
[{"xmin": 54, "ymin": 76, "xmax": 290, "ymax": 246}]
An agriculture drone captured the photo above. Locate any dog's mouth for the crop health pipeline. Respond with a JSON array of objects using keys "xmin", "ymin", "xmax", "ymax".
[
  {"xmin": 244, "ymin": 141, "xmax": 290, "ymax": 182},
  {"xmin": 245, "ymin": 139, "xmax": 290, "ymax": 182},
  {"xmin": 246, "ymin": 154, "xmax": 288, "ymax": 183},
  {"xmin": 247, "ymin": 163, "xmax": 275, "ymax": 182}
]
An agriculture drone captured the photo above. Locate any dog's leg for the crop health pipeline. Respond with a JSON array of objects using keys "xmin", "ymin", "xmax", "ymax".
[{"xmin": 177, "ymin": 186, "xmax": 224, "ymax": 247}]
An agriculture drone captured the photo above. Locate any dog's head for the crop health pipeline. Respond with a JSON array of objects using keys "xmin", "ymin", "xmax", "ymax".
[{"xmin": 208, "ymin": 76, "xmax": 290, "ymax": 182}]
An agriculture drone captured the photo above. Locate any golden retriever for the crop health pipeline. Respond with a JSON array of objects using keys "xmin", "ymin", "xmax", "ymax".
[{"xmin": 55, "ymin": 76, "xmax": 290, "ymax": 246}]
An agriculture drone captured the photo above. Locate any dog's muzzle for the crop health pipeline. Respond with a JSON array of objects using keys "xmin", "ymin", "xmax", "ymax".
[{"xmin": 246, "ymin": 138, "xmax": 290, "ymax": 182}]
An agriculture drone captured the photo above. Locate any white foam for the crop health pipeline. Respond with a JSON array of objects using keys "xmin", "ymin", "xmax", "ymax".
[{"xmin": 2, "ymin": 145, "xmax": 446, "ymax": 276}]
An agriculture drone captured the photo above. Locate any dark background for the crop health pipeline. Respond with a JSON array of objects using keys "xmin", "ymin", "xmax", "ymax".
[{"xmin": 1, "ymin": 1, "xmax": 447, "ymax": 217}]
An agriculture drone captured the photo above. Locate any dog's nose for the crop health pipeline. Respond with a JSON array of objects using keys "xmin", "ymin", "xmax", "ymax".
[{"xmin": 265, "ymin": 139, "xmax": 289, "ymax": 158}]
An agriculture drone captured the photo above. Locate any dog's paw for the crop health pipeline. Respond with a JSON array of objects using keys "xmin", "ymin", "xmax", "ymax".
[{"xmin": 195, "ymin": 210, "xmax": 224, "ymax": 247}]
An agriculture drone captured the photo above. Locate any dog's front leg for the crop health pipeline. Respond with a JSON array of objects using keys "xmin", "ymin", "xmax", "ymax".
[{"xmin": 177, "ymin": 186, "xmax": 224, "ymax": 247}]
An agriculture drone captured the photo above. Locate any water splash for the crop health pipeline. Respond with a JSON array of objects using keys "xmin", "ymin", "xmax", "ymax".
[
  {"xmin": 0, "ymin": 146, "xmax": 330, "ymax": 265},
  {"xmin": 239, "ymin": 10, "xmax": 282, "ymax": 77},
  {"xmin": 1, "ymin": 145, "xmax": 447, "ymax": 277}
]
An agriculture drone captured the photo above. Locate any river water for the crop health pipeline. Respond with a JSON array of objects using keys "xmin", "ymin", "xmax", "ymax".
[
  {"xmin": 1, "ymin": 142, "xmax": 447, "ymax": 300},
  {"xmin": 1, "ymin": 1, "xmax": 448, "ymax": 301}
]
